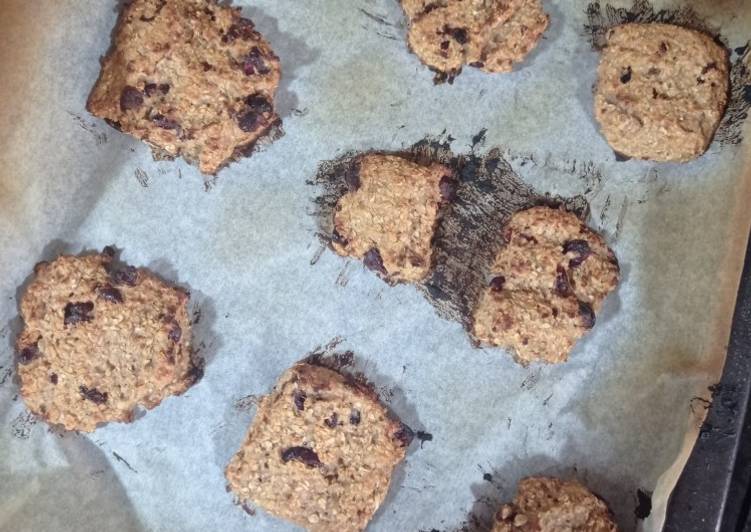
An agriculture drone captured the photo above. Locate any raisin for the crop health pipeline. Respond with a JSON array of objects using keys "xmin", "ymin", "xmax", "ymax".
[
  {"xmin": 280, "ymin": 446, "xmax": 322, "ymax": 468},
  {"xmin": 324, "ymin": 412, "xmax": 338, "ymax": 428},
  {"xmin": 120, "ymin": 86, "xmax": 144, "ymax": 111},
  {"xmin": 293, "ymin": 390, "xmax": 307, "ymax": 411},
  {"xmin": 331, "ymin": 228, "xmax": 349, "ymax": 247},
  {"xmin": 659, "ymin": 41, "xmax": 668, "ymax": 54},
  {"xmin": 102, "ymin": 245, "xmax": 116, "ymax": 257},
  {"xmin": 18, "ymin": 343, "xmax": 41, "ymax": 365},
  {"xmin": 245, "ymin": 94, "xmax": 273, "ymax": 114},
  {"xmin": 202, "ymin": 61, "xmax": 213, "ymax": 72},
  {"xmin": 79, "ymin": 385, "xmax": 108, "ymax": 404},
  {"xmin": 49, "ymin": 373, "xmax": 58, "ymax": 385},
  {"xmin": 111, "ymin": 266, "xmax": 138, "ymax": 286},
  {"xmin": 440, "ymin": 40, "xmax": 450, "ymax": 51},
  {"xmin": 562, "ymin": 239, "xmax": 592, "ymax": 268},
  {"xmin": 701, "ymin": 62, "xmax": 718, "ymax": 74},
  {"xmin": 243, "ymin": 47, "xmax": 271, "ymax": 76},
  {"xmin": 620, "ymin": 66, "xmax": 632, "ymax": 84},
  {"xmin": 579, "ymin": 301, "xmax": 596, "ymax": 328},
  {"xmin": 446, "ymin": 26, "xmax": 468, "ymax": 44},
  {"xmin": 554, "ymin": 266, "xmax": 571, "ymax": 297},
  {"xmin": 144, "ymin": 83, "xmax": 158, "ymax": 96},
  {"xmin": 159, "ymin": 83, "xmax": 170, "ymax": 94},
  {"xmin": 185, "ymin": 362, "xmax": 205, "ymax": 386},
  {"xmin": 167, "ymin": 319, "xmax": 182, "ymax": 343},
  {"xmin": 439, "ymin": 175, "xmax": 457, "ymax": 203},
  {"xmin": 349, "ymin": 409, "xmax": 361, "ymax": 425},
  {"xmin": 393, "ymin": 423, "xmax": 414, "ymax": 447},
  {"xmin": 237, "ymin": 111, "xmax": 262, "ymax": 132},
  {"xmin": 64, "ymin": 302, "xmax": 94, "ymax": 327},
  {"xmin": 98, "ymin": 284, "xmax": 123, "ymax": 303},
  {"xmin": 363, "ymin": 248, "xmax": 387, "ymax": 276},
  {"xmin": 237, "ymin": 95, "xmax": 274, "ymax": 132},
  {"xmin": 489, "ymin": 276, "xmax": 505, "ymax": 292},
  {"xmin": 152, "ymin": 114, "xmax": 180, "ymax": 130}
]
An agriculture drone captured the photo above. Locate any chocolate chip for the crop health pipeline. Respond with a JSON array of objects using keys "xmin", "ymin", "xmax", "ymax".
[
  {"xmin": 552, "ymin": 307, "xmax": 559, "ymax": 318},
  {"xmin": 439, "ymin": 175, "xmax": 457, "ymax": 203},
  {"xmin": 293, "ymin": 390, "xmax": 307, "ymax": 411},
  {"xmin": 563, "ymin": 239, "xmax": 592, "ymax": 268},
  {"xmin": 111, "ymin": 266, "xmax": 138, "ymax": 286},
  {"xmin": 393, "ymin": 423, "xmax": 414, "ymax": 447},
  {"xmin": 489, "ymin": 276, "xmax": 505, "ymax": 292},
  {"xmin": 363, "ymin": 248, "xmax": 387, "ymax": 276},
  {"xmin": 152, "ymin": 114, "xmax": 180, "ymax": 130},
  {"xmin": 579, "ymin": 301, "xmax": 596, "ymax": 328},
  {"xmin": 144, "ymin": 83, "xmax": 158, "ymax": 96},
  {"xmin": 79, "ymin": 385, "xmax": 108, "ymax": 404},
  {"xmin": 237, "ymin": 95, "xmax": 273, "ymax": 132},
  {"xmin": 202, "ymin": 61, "xmax": 213, "ymax": 72},
  {"xmin": 440, "ymin": 40, "xmax": 450, "ymax": 51},
  {"xmin": 554, "ymin": 266, "xmax": 571, "ymax": 297},
  {"xmin": 167, "ymin": 319, "xmax": 182, "ymax": 343},
  {"xmin": 349, "ymin": 409, "xmax": 361, "ymax": 425},
  {"xmin": 620, "ymin": 66, "xmax": 632, "ymax": 84},
  {"xmin": 237, "ymin": 111, "xmax": 262, "ymax": 132},
  {"xmin": 18, "ymin": 343, "xmax": 40, "ymax": 365},
  {"xmin": 324, "ymin": 412, "xmax": 338, "ymax": 428},
  {"xmin": 49, "ymin": 373, "xmax": 58, "ymax": 385},
  {"xmin": 98, "ymin": 284, "xmax": 123, "ymax": 303},
  {"xmin": 120, "ymin": 86, "xmax": 144, "ymax": 111},
  {"xmin": 223, "ymin": 18, "xmax": 256, "ymax": 43},
  {"xmin": 446, "ymin": 26, "xmax": 468, "ymax": 44},
  {"xmin": 243, "ymin": 47, "xmax": 271, "ymax": 76},
  {"xmin": 159, "ymin": 83, "xmax": 171, "ymax": 94},
  {"xmin": 64, "ymin": 302, "xmax": 94, "ymax": 327},
  {"xmin": 280, "ymin": 446, "xmax": 322, "ymax": 468}
]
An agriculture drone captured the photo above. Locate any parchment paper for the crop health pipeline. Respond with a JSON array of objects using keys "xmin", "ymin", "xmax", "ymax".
[{"xmin": 1, "ymin": 1, "xmax": 750, "ymax": 531}]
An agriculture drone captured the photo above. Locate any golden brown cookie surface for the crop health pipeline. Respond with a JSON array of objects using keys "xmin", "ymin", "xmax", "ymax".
[
  {"xmin": 225, "ymin": 362, "xmax": 412, "ymax": 532},
  {"xmin": 332, "ymin": 154, "xmax": 453, "ymax": 283},
  {"xmin": 472, "ymin": 207, "xmax": 619, "ymax": 364},
  {"xmin": 16, "ymin": 248, "xmax": 199, "ymax": 432},
  {"xmin": 403, "ymin": 0, "xmax": 548, "ymax": 78},
  {"xmin": 594, "ymin": 23, "xmax": 729, "ymax": 162},
  {"xmin": 87, "ymin": 0, "xmax": 281, "ymax": 174},
  {"xmin": 492, "ymin": 477, "xmax": 618, "ymax": 532}
]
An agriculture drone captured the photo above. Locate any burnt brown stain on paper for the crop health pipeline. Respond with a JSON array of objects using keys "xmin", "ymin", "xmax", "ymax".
[
  {"xmin": 310, "ymin": 133, "xmax": 588, "ymax": 329},
  {"xmin": 585, "ymin": 1, "xmax": 751, "ymax": 147}
]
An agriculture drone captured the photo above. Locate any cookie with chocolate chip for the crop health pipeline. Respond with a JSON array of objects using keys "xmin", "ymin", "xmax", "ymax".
[
  {"xmin": 225, "ymin": 361, "xmax": 413, "ymax": 532},
  {"xmin": 403, "ymin": 0, "xmax": 549, "ymax": 80},
  {"xmin": 492, "ymin": 477, "xmax": 618, "ymax": 531},
  {"xmin": 472, "ymin": 206, "xmax": 619, "ymax": 364},
  {"xmin": 331, "ymin": 154, "xmax": 454, "ymax": 283},
  {"xmin": 15, "ymin": 248, "xmax": 200, "ymax": 432},
  {"xmin": 87, "ymin": 0, "xmax": 281, "ymax": 174},
  {"xmin": 594, "ymin": 23, "xmax": 729, "ymax": 162}
]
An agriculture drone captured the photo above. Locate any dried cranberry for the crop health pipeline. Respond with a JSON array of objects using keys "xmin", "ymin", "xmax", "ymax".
[
  {"xmin": 349, "ymin": 409, "xmax": 361, "ymax": 425},
  {"xmin": 393, "ymin": 423, "xmax": 414, "ymax": 447},
  {"xmin": 111, "ymin": 266, "xmax": 138, "ymax": 286},
  {"xmin": 242, "ymin": 47, "xmax": 271, "ymax": 76},
  {"xmin": 98, "ymin": 284, "xmax": 123, "ymax": 303},
  {"xmin": 49, "ymin": 373, "xmax": 58, "ymax": 385},
  {"xmin": 324, "ymin": 413, "xmax": 338, "ymax": 428},
  {"xmin": 237, "ymin": 111, "xmax": 262, "ymax": 132},
  {"xmin": 363, "ymin": 248, "xmax": 387, "ymax": 276},
  {"xmin": 64, "ymin": 302, "xmax": 94, "ymax": 327},
  {"xmin": 439, "ymin": 175, "xmax": 457, "ymax": 203},
  {"xmin": 120, "ymin": 86, "xmax": 144, "ymax": 111},
  {"xmin": 579, "ymin": 301, "xmax": 596, "ymax": 328},
  {"xmin": 446, "ymin": 26, "xmax": 468, "ymax": 44},
  {"xmin": 79, "ymin": 385, "xmax": 108, "ymax": 404},
  {"xmin": 223, "ymin": 18, "xmax": 256, "ymax": 43},
  {"xmin": 620, "ymin": 66, "xmax": 632, "ymax": 84},
  {"xmin": 246, "ymin": 94, "xmax": 273, "ymax": 113},
  {"xmin": 236, "ymin": 96, "xmax": 273, "ymax": 133},
  {"xmin": 554, "ymin": 266, "xmax": 571, "ymax": 297},
  {"xmin": 150, "ymin": 114, "xmax": 179, "ymax": 130},
  {"xmin": 293, "ymin": 390, "xmax": 307, "ymax": 411},
  {"xmin": 489, "ymin": 276, "xmax": 505, "ymax": 292},
  {"xmin": 280, "ymin": 446, "xmax": 322, "ymax": 468},
  {"xmin": 166, "ymin": 318, "xmax": 182, "ymax": 343},
  {"xmin": 18, "ymin": 343, "xmax": 40, "ymax": 364},
  {"xmin": 563, "ymin": 239, "xmax": 592, "ymax": 268}
]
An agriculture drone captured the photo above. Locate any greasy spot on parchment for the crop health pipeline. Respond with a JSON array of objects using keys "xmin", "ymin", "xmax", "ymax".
[
  {"xmin": 309, "ymin": 132, "xmax": 589, "ymax": 329},
  {"xmin": 584, "ymin": 1, "xmax": 750, "ymax": 147}
]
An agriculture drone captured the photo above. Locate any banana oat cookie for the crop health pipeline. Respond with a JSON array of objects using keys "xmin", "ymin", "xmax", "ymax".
[
  {"xmin": 87, "ymin": 0, "xmax": 281, "ymax": 175},
  {"xmin": 225, "ymin": 362, "xmax": 413, "ymax": 532},
  {"xmin": 403, "ymin": 0, "xmax": 549, "ymax": 79},
  {"xmin": 331, "ymin": 154, "xmax": 454, "ymax": 283},
  {"xmin": 492, "ymin": 477, "xmax": 618, "ymax": 531},
  {"xmin": 15, "ymin": 248, "xmax": 200, "ymax": 432},
  {"xmin": 594, "ymin": 23, "xmax": 729, "ymax": 162},
  {"xmin": 472, "ymin": 206, "xmax": 619, "ymax": 364}
]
